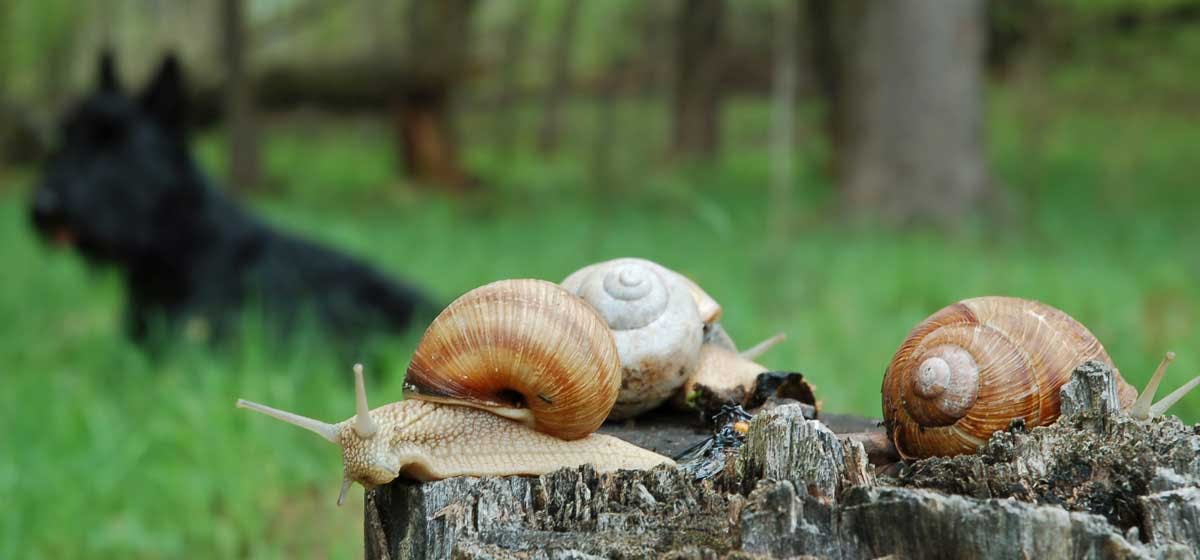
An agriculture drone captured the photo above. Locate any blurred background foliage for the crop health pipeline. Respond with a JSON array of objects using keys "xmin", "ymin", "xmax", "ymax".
[{"xmin": 2, "ymin": 0, "xmax": 1200, "ymax": 557}]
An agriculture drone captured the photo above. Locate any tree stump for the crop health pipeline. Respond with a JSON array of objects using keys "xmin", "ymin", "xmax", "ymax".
[{"xmin": 366, "ymin": 362, "xmax": 1200, "ymax": 559}]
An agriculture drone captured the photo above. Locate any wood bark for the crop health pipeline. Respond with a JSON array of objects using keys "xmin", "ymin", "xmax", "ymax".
[
  {"xmin": 830, "ymin": 0, "xmax": 991, "ymax": 227},
  {"xmin": 671, "ymin": 0, "xmax": 726, "ymax": 160},
  {"xmin": 220, "ymin": 0, "xmax": 261, "ymax": 193},
  {"xmin": 366, "ymin": 363, "xmax": 1200, "ymax": 559}
]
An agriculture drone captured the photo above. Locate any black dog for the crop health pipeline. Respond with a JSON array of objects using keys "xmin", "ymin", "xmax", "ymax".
[{"xmin": 31, "ymin": 54, "xmax": 437, "ymax": 347}]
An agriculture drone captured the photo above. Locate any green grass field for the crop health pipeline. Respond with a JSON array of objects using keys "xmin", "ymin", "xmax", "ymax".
[{"xmin": 2, "ymin": 83, "xmax": 1199, "ymax": 557}]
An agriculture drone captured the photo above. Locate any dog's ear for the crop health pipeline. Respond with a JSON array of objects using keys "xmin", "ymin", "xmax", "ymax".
[
  {"xmin": 139, "ymin": 54, "xmax": 185, "ymax": 129},
  {"xmin": 98, "ymin": 50, "xmax": 120, "ymax": 93}
]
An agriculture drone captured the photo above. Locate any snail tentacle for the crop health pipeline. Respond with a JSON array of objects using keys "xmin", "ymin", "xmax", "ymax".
[
  {"xmin": 740, "ymin": 332, "xmax": 786, "ymax": 361},
  {"xmin": 353, "ymin": 364, "xmax": 378, "ymax": 438},
  {"xmin": 1130, "ymin": 352, "xmax": 1174, "ymax": 419},
  {"xmin": 1149, "ymin": 375, "xmax": 1200, "ymax": 417},
  {"xmin": 336, "ymin": 476, "xmax": 354, "ymax": 507},
  {"xmin": 1130, "ymin": 351, "xmax": 1200, "ymax": 419},
  {"xmin": 236, "ymin": 398, "xmax": 339, "ymax": 444}
]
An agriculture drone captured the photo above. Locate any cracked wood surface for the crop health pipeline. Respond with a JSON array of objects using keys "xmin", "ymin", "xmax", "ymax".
[{"xmin": 366, "ymin": 363, "xmax": 1200, "ymax": 559}]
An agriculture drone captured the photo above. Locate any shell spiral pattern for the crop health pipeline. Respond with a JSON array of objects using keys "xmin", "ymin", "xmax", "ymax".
[
  {"xmin": 561, "ymin": 258, "xmax": 706, "ymax": 419},
  {"xmin": 404, "ymin": 279, "xmax": 621, "ymax": 440},
  {"xmin": 578, "ymin": 262, "xmax": 670, "ymax": 330},
  {"xmin": 882, "ymin": 296, "xmax": 1137, "ymax": 458}
]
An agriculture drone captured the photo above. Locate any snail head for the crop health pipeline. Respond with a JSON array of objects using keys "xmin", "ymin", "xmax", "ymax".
[{"xmin": 237, "ymin": 364, "xmax": 402, "ymax": 505}]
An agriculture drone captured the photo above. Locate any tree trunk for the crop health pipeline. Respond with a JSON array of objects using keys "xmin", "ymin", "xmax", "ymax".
[
  {"xmin": 832, "ymin": 0, "xmax": 990, "ymax": 227},
  {"xmin": 364, "ymin": 364, "xmax": 1200, "ymax": 559},
  {"xmin": 536, "ymin": 0, "xmax": 581, "ymax": 156},
  {"xmin": 395, "ymin": 87, "xmax": 471, "ymax": 190},
  {"xmin": 221, "ymin": 0, "xmax": 261, "ymax": 194},
  {"xmin": 493, "ymin": 1, "xmax": 538, "ymax": 155},
  {"xmin": 671, "ymin": 0, "xmax": 726, "ymax": 160},
  {"xmin": 394, "ymin": 0, "xmax": 476, "ymax": 190},
  {"xmin": 805, "ymin": 0, "xmax": 844, "ymax": 177},
  {"xmin": 768, "ymin": 0, "xmax": 801, "ymax": 242}
]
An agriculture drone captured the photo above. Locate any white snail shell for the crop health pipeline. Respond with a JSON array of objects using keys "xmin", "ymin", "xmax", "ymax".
[{"xmin": 562, "ymin": 258, "xmax": 714, "ymax": 419}]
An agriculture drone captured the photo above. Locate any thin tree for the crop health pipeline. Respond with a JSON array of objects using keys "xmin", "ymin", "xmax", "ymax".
[
  {"xmin": 805, "ymin": 0, "xmax": 842, "ymax": 177},
  {"xmin": 0, "ymin": 0, "xmax": 11, "ymax": 171},
  {"xmin": 829, "ymin": 0, "xmax": 990, "ymax": 227},
  {"xmin": 769, "ymin": 0, "xmax": 800, "ymax": 242},
  {"xmin": 537, "ymin": 0, "xmax": 581, "ymax": 156},
  {"xmin": 494, "ymin": 1, "xmax": 538, "ymax": 155},
  {"xmin": 221, "ymin": 0, "xmax": 261, "ymax": 193},
  {"xmin": 671, "ymin": 0, "xmax": 726, "ymax": 160},
  {"xmin": 394, "ymin": 0, "xmax": 477, "ymax": 190}
]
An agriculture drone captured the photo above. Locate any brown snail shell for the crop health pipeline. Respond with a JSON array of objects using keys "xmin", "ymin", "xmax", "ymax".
[
  {"xmin": 404, "ymin": 278, "xmax": 621, "ymax": 440},
  {"xmin": 882, "ymin": 296, "xmax": 1138, "ymax": 459}
]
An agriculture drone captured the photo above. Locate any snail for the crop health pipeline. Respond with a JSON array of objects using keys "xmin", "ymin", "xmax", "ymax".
[
  {"xmin": 675, "ymin": 332, "xmax": 788, "ymax": 409},
  {"xmin": 872, "ymin": 296, "xmax": 1200, "ymax": 460},
  {"xmin": 561, "ymin": 257, "xmax": 791, "ymax": 418},
  {"xmin": 561, "ymin": 258, "xmax": 714, "ymax": 419},
  {"xmin": 237, "ymin": 279, "xmax": 672, "ymax": 505}
]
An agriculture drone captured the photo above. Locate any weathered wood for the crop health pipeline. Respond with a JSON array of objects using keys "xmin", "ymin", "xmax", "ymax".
[
  {"xmin": 367, "ymin": 465, "xmax": 739, "ymax": 559},
  {"xmin": 1060, "ymin": 359, "xmax": 1125, "ymax": 429},
  {"xmin": 367, "ymin": 362, "xmax": 1200, "ymax": 559},
  {"xmin": 1142, "ymin": 488, "xmax": 1200, "ymax": 548},
  {"xmin": 738, "ymin": 405, "xmax": 845, "ymax": 499},
  {"xmin": 898, "ymin": 361, "xmax": 1200, "ymax": 533}
]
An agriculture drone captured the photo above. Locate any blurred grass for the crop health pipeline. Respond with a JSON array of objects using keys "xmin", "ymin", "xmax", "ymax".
[{"xmin": 3, "ymin": 79, "xmax": 1200, "ymax": 557}]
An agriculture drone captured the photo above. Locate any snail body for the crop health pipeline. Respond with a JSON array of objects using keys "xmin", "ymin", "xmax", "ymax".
[
  {"xmin": 676, "ymin": 332, "xmax": 787, "ymax": 409},
  {"xmin": 882, "ymin": 296, "xmax": 1198, "ymax": 459},
  {"xmin": 238, "ymin": 279, "xmax": 672, "ymax": 504},
  {"xmin": 561, "ymin": 258, "xmax": 715, "ymax": 419}
]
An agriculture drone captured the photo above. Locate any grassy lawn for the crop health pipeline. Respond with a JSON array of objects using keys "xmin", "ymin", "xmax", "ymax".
[{"xmin": 1, "ymin": 85, "xmax": 1198, "ymax": 557}]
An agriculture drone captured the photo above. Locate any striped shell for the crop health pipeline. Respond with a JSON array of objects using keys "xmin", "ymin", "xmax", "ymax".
[
  {"xmin": 404, "ymin": 279, "xmax": 621, "ymax": 440},
  {"xmin": 882, "ymin": 297, "xmax": 1137, "ymax": 459}
]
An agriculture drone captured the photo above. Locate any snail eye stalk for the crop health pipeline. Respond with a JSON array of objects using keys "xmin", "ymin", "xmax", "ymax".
[
  {"xmin": 236, "ymin": 399, "xmax": 340, "ymax": 444},
  {"xmin": 1129, "ymin": 352, "xmax": 1200, "ymax": 419},
  {"xmin": 353, "ymin": 364, "xmax": 378, "ymax": 438}
]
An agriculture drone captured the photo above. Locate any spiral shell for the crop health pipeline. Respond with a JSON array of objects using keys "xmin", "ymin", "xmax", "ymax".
[
  {"xmin": 404, "ymin": 279, "xmax": 621, "ymax": 440},
  {"xmin": 562, "ymin": 258, "xmax": 710, "ymax": 419},
  {"xmin": 882, "ymin": 296, "xmax": 1137, "ymax": 459},
  {"xmin": 562, "ymin": 258, "xmax": 722, "ymax": 324}
]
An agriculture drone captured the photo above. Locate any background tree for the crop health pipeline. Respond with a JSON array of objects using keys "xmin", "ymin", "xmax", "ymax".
[
  {"xmin": 493, "ymin": 0, "xmax": 538, "ymax": 156},
  {"xmin": 220, "ymin": 0, "xmax": 261, "ymax": 193},
  {"xmin": 535, "ymin": 0, "xmax": 580, "ymax": 157},
  {"xmin": 769, "ymin": 0, "xmax": 801, "ymax": 242},
  {"xmin": 537, "ymin": 0, "xmax": 582, "ymax": 156},
  {"xmin": 827, "ymin": 0, "xmax": 990, "ymax": 227},
  {"xmin": 395, "ymin": 0, "xmax": 477, "ymax": 190},
  {"xmin": 671, "ymin": 0, "xmax": 726, "ymax": 160}
]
